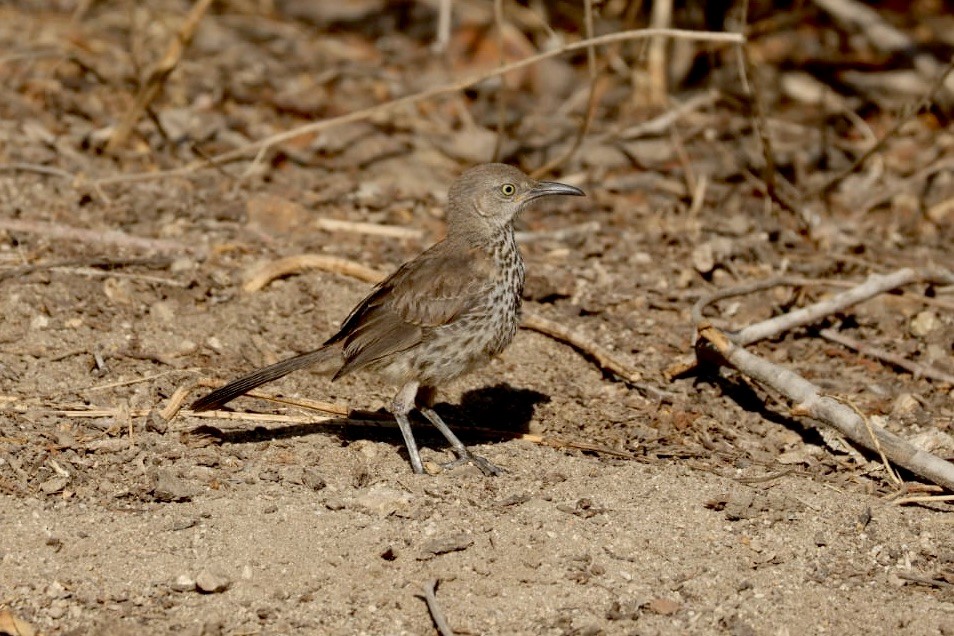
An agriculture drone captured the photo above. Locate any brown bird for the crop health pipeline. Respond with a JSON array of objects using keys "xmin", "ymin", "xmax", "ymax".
[{"xmin": 191, "ymin": 163, "xmax": 584, "ymax": 475}]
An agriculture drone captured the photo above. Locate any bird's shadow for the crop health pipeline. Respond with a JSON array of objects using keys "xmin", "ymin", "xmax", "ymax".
[{"xmin": 188, "ymin": 383, "xmax": 550, "ymax": 449}]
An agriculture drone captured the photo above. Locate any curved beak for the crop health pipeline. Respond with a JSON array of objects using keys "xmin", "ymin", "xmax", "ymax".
[{"xmin": 525, "ymin": 180, "xmax": 585, "ymax": 202}]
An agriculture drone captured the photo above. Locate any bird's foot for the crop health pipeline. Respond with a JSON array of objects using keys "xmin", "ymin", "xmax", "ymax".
[{"xmin": 441, "ymin": 449, "xmax": 505, "ymax": 477}]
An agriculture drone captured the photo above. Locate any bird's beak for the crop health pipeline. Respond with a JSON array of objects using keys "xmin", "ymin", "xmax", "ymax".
[{"xmin": 524, "ymin": 180, "xmax": 586, "ymax": 202}]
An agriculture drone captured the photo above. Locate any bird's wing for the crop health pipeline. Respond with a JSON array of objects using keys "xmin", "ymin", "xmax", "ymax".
[{"xmin": 328, "ymin": 242, "xmax": 493, "ymax": 378}]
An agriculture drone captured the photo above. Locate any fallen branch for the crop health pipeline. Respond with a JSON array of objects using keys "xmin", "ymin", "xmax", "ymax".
[
  {"xmin": 697, "ymin": 324, "xmax": 954, "ymax": 491},
  {"xmin": 730, "ymin": 269, "xmax": 941, "ymax": 346}
]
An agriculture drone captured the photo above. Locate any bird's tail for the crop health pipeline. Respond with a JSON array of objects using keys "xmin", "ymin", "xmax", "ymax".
[{"xmin": 190, "ymin": 345, "xmax": 339, "ymax": 412}]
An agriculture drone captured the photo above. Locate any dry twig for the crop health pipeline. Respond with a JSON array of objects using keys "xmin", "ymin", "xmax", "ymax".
[
  {"xmin": 106, "ymin": 0, "xmax": 215, "ymax": 152},
  {"xmin": 416, "ymin": 579, "xmax": 455, "ymax": 636},
  {"xmin": 0, "ymin": 219, "xmax": 204, "ymax": 257},
  {"xmin": 93, "ymin": 28, "xmax": 745, "ymax": 187},
  {"xmin": 697, "ymin": 325, "xmax": 954, "ymax": 491},
  {"xmin": 530, "ymin": 0, "xmax": 599, "ymax": 178},
  {"xmin": 820, "ymin": 328, "xmax": 954, "ymax": 385}
]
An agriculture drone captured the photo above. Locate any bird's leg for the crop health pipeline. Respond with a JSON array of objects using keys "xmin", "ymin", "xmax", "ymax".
[
  {"xmin": 416, "ymin": 386, "xmax": 504, "ymax": 476},
  {"xmin": 392, "ymin": 381, "xmax": 424, "ymax": 474}
]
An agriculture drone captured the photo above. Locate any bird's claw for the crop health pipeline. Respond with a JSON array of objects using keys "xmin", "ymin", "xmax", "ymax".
[{"xmin": 441, "ymin": 450, "xmax": 506, "ymax": 476}]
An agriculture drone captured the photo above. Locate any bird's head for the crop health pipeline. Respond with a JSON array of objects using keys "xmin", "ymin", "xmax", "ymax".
[{"xmin": 446, "ymin": 163, "xmax": 584, "ymax": 241}]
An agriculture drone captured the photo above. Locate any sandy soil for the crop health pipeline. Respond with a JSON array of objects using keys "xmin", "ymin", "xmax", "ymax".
[{"xmin": 1, "ymin": 2, "xmax": 953, "ymax": 635}]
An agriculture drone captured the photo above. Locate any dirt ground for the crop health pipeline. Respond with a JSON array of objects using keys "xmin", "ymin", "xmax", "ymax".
[{"xmin": 2, "ymin": 2, "xmax": 953, "ymax": 635}]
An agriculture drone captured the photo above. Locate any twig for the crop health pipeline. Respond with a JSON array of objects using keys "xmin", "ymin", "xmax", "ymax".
[
  {"xmin": 812, "ymin": 55, "xmax": 954, "ymax": 198},
  {"xmin": 836, "ymin": 396, "xmax": 902, "ymax": 485},
  {"xmin": 647, "ymin": 0, "xmax": 673, "ymax": 105},
  {"xmin": 697, "ymin": 324, "xmax": 954, "ymax": 491},
  {"xmin": 416, "ymin": 579, "xmax": 455, "ymax": 636},
  {"xmin": 491, "ymin": 0, "xmax": 508, "ymax": 163},
  {"xmin": 0, "ymin": 256, "xmax": 172, "ymax": 282},
  {"xmin": 0, "ymin": 162, "xmax": 76, "ymax": 180},
  {"xmin": 819, "ymin": 328, "xmax": 954, "ymax": 385},
  {"xmin": 891, "ymin": 495, "xmax": 954, "ymax": 506},
  {"xmin": 92, "ymin": 28, "xmax": 745, "ymax": 187},
  {"xmin": 521, "ymin": 313, "xmax": 646, "ymax": 388},
  {"xmin": 0, "ymin": 219, "xmax": 204, "ymax": 257},
  {"xmin": 315, "ymin": 218, "xmax": 424, "ymax": 241},
  {"xmin": 731, "ymin": 269, "xmax": 944, "ymax": 346},
  {"xmin": 106, "ymin": 0, "xmax": 215, "ymax": 152},
  {"xmin": 530, "ymin": 0, "xmax": 599, "ymax": 178},
  {"xmin": 612, "ymin": 89, "xmax": 720, "ymax": 140},
  {"xmin": 690, "ymin": 275, "xmax": 852, "ymax": 329},
  {"xmin": 242, "ymin": 254, "xmax": 384, "ymax": 292}
]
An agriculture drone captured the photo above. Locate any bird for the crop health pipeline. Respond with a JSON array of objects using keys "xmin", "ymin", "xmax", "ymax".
[{"xmin": 191, "ymin": 163, "xmax": 585, "ymax": 475}]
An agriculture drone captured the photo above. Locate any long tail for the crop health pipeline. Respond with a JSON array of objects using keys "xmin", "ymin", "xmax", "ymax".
[{"xmin": 191, "ymin": 346, "xmax": 339, "ymax": 412}]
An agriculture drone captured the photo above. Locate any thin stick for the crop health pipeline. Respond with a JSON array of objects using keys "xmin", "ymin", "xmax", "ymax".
[
  {"xmin": 0, "ymin": 162, "xmax": 76, "ymax": 180},
  {"xmin": 416, "ymin": 579, "xmax": 455, "ymax": 636},
  {"xmin": 93, "ymin": 28, "xmax": 745, "ymax": 186},
  {"xmin": 647, "ymin": 0, "xmax": 673, "ymax": 104},
  {"xmin": 315, "ymin": 218, "xmax": 424, "ymax": 240},
  {"xmin": 891, "ymin": 495, "xmax": 954, "ymax": 506},
  {"xmin": 491, "ymin": 0, "xmax": 507, "ymax": 163},
  {"xmin": 697, "ymin": 325, "xmax": 954, "ymax": 491},
  {"xmin": 611, "ymin": 89, "xmax": 720, "ymax": 140},
  {"xmin": 813, "ymin": 56, "xmax": 954, "ymax": 198},
  {"xmin": 0, "ymin": 256, "xmax": 171, "ymax": 282},
  {"xmin": 0, "ymin": 219, "xmax": 205, "ymax": 256},
  {"xmin": 691, "ymin": 275, "xmax": 853, "ymax": 328},
  {"xmin": 731, "ymin": 269, "xmax": 943, "ymax": 346},
  {"xmin": 242, "ymin": 254, "xmax": 384, "ymax": 292},
  {"xmin": 530, "ymin": 0, "xmax": 599, "ymax": 178},
  {"xmin": 819, "ymin": 328, "xmax": 954, "ymax": 385},
  {"xmin": 835, "ymin": 396, "xmax": 902, "ymax": 485},
  {"xmin": 521, "ymin": 313, "xmax": 643, "ymax": 386},
  {"xmin": 105, "ymin": 0, "xmax": 215, "ymax": 152}
]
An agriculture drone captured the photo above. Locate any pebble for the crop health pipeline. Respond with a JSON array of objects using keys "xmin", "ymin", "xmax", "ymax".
[
  {"xmin": 171, "ymin": 574, "xmax": 196, "ymax": 592},
  {"xmin": 909, "ymin": 310, "xmax": 940, "ymax": 337},
  {"xmin": 195, "ymin": 570, "xmax": 231, "ymax": 594}
]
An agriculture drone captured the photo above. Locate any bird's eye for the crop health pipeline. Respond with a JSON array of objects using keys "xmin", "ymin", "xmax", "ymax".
[{"xmin": 500, "ymin": 184, "xmax": 516, "ymax": 196}]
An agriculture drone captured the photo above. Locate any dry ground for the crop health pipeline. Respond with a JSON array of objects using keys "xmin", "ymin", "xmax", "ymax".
[{"xmin": 1, "ymin": 2, "xmax": 953, "ymax": 634}]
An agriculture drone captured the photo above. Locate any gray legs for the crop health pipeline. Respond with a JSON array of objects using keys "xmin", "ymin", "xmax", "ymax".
[
  {"xmin": 392, "ymin": 381, "xmax": 424, "ymax": 474},
  {"xmin": 390, "ymin": 382, "xmax": 503, "ymax": 475}
]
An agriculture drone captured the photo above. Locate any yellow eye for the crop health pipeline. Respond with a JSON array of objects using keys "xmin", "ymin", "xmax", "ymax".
[{"xmin": 500, "ymin": 184, "xmax": 516, "ymax": 196}]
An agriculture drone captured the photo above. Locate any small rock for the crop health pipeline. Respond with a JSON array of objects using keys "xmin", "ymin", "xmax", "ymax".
[
  {"xmin": 891, "ymin": 393, "xmax": 920, "ymax": 416},
  {"xmin": 325, "ymin": 498, "xmax": 346, "ymax": 511},
  {"xmin": 351, "ymin": 485, "xmax": 413, "ymax": 516},
  {"xmin": 646, "ymin": 597, "xmax": 681, "ymax": 616},
  {"xmin": 171, "ymin": 574, "xmax": 196, "ymax": 592},
  {"xmin": 30, "ymin": 315, "xmax": 50, "ymax": 330},
  {"xmin": 258, "ymin": 468, "xmax": 281, "ymax": 483},
  {"xmin": 154, "ymin": 469, "xmax": 199, "ymax": 502},
  {"xmin": 195, "ymin": 570, "xmax": 231, "ymax": 594},
  {"xmin": 149, "ymin": 300, "xmax": 176, "ymax": 324},
  {"xmin": 419, "ymin": 533, "xmax": 474, "ymax": 557},
  {"xmin": 301, "ymin": 468, "xmax": 326, "ymax": 491},
  {"xmin": 39, "ymin": 475, "xmax": 70, "ymax": 494},
  {"xmin": 910, "ymin": 311, "xmax": 940, "ymax": 337}
]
